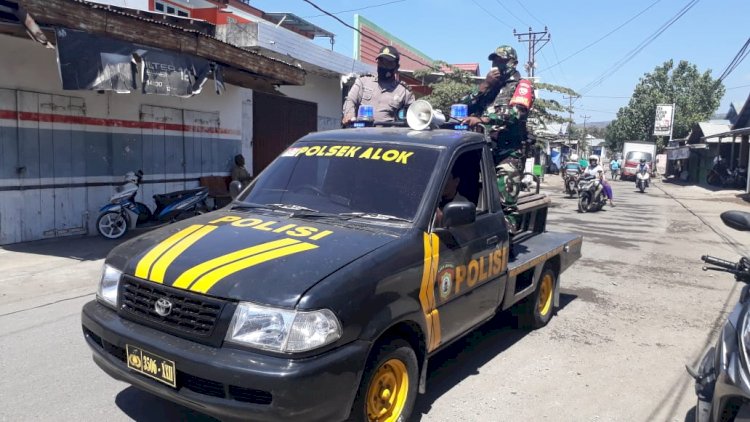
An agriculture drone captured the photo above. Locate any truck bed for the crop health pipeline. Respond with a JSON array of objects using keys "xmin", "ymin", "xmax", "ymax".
[{"xmin": 501, "ymin": 231, "xmax": 583, "ymax": 310}]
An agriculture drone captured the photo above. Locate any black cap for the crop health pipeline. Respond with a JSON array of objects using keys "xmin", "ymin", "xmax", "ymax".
[{"xmin": 377, "ymin": 45, "xmax": 400, "ymax": 62}]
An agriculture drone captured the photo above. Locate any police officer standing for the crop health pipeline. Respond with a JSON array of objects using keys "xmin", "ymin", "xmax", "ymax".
[
  {"xmin": 461, "ymin": 45, "xmax": 532, "ymax": 165},
  {"xmin": 342, "ymin": 45, "xmax": 415, "ymax": 125}
]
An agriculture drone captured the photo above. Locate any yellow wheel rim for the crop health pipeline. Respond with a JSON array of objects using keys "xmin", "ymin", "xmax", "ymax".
[
  {"xmin": 366, "ymin": 358, "xmax": 409, "ymax": 422},
  {"xmin": 538, "ymin": 273, "xmax": 554, "ymax": 316}
]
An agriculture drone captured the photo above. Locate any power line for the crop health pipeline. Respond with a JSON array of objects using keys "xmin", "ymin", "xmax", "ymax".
[
  {"xmin": 717, "ymin": 37, "xmax": 750, "ymax": 82},
  {"xmin": 538, "ymin": 0, "xmax": 662, "ymax": 73},
  {"xmin": 494, "ymin": 0, "xmax": 528, "ymax": 27},
  {"xmin": 578, "ymin": 0, "xmax": 699, "ymax": 96},
  {"xmin": 300, "ymin": 0, "xmax": 434, "ymax": 68},
  {"xmin": 302, "ymin": 0, "xmax": 406, "ymax": 19},
  {"xmin": 728, "ymin": 83, "xmax": 750, "ymax": 90},
  {"xmin": 513, "ymin": 0, "xmax": 544, "ymax": 27},
  {"xmin": 549, "ymin": 39, "xmax": 571, "ymax": 88},
  {"xmin": 469, "ymin": 0, "xmax": 513, "ymax": 29}
]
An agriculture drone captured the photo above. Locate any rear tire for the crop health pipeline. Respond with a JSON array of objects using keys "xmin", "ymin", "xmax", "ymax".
[
  {"xmin": 707, "ymin": 173, "xmax": 721, "ymax": 186},
  {"xmin": 348, "ymin": 339, "xmax": 418, "ymax": 422},
  {"xmin": 519, "ymin": 266, "xmax": 557, "ymax": 329}
]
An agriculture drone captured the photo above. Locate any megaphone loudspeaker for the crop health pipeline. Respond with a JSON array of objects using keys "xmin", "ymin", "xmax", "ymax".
[{"xmin": 406, "ymin": 100, "xmax": 446, "ymax": 130}]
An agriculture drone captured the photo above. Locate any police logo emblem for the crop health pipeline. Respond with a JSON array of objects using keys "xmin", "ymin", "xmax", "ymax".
[{"xmin": 437, "ymin": 263, "xmax": 455, "ymax": 300}]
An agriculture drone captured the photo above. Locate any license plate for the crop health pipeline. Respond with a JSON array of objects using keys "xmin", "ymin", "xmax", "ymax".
[{"xmin": 126, "ymin": 344, "xmax": 177, "ymax": 388}]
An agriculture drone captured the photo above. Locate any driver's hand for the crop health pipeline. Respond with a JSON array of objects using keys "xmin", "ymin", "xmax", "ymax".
[{"xmin": 462, "ymin": 116, "xmax": 486, "ymax": 128}]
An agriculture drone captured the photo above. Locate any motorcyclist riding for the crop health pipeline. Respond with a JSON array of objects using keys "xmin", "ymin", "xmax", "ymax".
[
  {"xmin": 637, "ymin": 158, "xmax": 650, "ymax": 188},
  {"xmin": 583, "ymin": 155, "xmax": 615, "ymax": 207}
]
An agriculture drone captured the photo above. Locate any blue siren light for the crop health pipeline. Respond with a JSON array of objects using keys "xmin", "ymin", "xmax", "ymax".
[
  {"xmin": 450, "ymin": 104, "xmax": 468, "ymax": 119},
  {"xmin": 357, "ymin": 105, "xmax": 374, "ymax": 120}
]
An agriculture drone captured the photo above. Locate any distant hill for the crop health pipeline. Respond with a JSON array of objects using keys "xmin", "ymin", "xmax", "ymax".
[{"xmin": 587, "ymin": 121, "xmax": 611, "ymax": 128}]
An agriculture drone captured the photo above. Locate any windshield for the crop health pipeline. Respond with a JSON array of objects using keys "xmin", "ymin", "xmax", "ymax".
[
  {"xmin": 626, "ymin": 151, "xmax": 652, "ymax": 163},
  {"xmin": 238, "ymin": 142, "xmax": 440, "ymax": 221}
]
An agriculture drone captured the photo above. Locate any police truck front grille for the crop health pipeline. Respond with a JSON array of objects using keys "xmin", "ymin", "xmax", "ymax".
[{"xmin": 120, "ymin": 276, "xmax": 225, "ymax": 338}]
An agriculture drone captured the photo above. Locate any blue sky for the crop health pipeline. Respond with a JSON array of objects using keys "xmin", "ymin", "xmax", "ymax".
[{"xmin": 249, "ymin": 0, "xmax": 750, "ymax": 124}]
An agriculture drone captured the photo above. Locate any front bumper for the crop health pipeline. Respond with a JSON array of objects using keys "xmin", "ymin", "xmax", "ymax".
[{"xmin": 82, "ymin": 300, "xmax": 370, "ymax": 422}]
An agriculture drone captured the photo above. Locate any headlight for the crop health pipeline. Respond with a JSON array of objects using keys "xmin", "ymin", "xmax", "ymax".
[
  {"xmin": 97, "ymin": 264, "xmax": 122, "ymax": 308},
  {"xmin": 226, "ymin": 302, "xmax": 342, "ymax": 353}
]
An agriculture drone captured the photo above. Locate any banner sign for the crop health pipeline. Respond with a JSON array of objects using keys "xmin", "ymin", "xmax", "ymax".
[
  {"xmin": 654, "ymin": 104, "xmax": 674, "ymax": 136},
  {"xmin": 666, "ymin": 146, "xmax": 690, "ymax": 160},
  {"xmin": 55, "ymin": 28, "xmax": 220, "ymax": 97}
]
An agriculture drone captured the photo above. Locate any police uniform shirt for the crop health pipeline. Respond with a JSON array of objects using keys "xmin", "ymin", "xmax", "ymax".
[{"xmin": 343, "ymin": 75, "xmax": 415, "ymax": 122}]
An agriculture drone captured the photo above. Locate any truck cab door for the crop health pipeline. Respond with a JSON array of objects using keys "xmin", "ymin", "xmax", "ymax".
[{"xmin": 430, "ymin": 146, "xmax": 509, "ymax": 345}]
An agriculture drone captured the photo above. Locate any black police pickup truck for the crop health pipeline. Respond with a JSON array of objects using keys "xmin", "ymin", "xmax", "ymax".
[{"xmin": 82, "ymin": 126, "xmax": 582, "ymax": 422}]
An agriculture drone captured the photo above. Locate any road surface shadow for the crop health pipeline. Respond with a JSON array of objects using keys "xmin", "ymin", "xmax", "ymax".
[
  {"xmin": 413, "ymin": 292, "xmax": 577, "ymax": 419},
  {"xmin": 115, "ymin": 387, "xmax": 218, "ymax": 422},
  {"xmin": 1, "ymin": 232, "xmax": 136, "ymax": 261}
]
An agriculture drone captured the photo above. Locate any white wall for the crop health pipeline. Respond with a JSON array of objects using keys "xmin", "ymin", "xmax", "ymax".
[{"xmin": 278, "ymin": 73, "xmax": 342, "ymax": 131}]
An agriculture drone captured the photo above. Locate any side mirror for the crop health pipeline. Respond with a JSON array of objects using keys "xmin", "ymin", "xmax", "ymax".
[
  {"xmin": 443, "ymin": 201, "xmax": 476, "ymax": 228},
  {"xmin": 229, "ymin": 180, "xmax": 243, "ymax": 199},
  {"xmin": 720, "ymin": 211, "xmax": 750, "ymax": 231}
]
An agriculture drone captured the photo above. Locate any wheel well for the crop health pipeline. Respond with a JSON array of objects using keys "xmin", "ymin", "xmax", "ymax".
[
  {"xmin": 545, "ymin": 255, "xmax": 561, "ymax": 277},
  {"xmin": 375, "ymin": 321, "xmax": 426, "ymax": 362}
]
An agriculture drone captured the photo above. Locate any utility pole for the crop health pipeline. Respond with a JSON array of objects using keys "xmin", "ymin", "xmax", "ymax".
[
  {"xmin": 562, "ymin": 94, "xmax": 579, "ymax": 152},
  {"xmin": 581, "ymin": 114, "xmax": 591, "ymax": 156},
  {"xmin": 513, "ymin": 27, "xmax": 551, "ymax": 78}
]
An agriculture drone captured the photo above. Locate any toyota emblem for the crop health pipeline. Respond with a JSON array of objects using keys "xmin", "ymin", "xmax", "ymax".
[{"xmin": 154, "ymin": 298, "xmax": 173, "ymax": 316}]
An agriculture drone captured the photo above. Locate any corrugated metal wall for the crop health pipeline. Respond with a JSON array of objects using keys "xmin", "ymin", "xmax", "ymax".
[{"xmin": 0, "ymin": 88, "xmax": 240, "ymax": 245}]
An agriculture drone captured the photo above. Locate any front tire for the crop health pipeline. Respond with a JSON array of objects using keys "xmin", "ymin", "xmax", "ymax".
[
  {"xmin": 349, "ymin": 339, "xmax": 418, "ymax": 422},
  {"xmin": 97, "ymin": 211, "xmax": 128, "ymax": 239},
  {"xmin": 578, "ymin": 192, "xmax": 591, "ymax": 213}
]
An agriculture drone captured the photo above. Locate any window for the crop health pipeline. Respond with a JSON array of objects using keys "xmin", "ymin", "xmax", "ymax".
[
  {"xmin": 154, "ymin": 1, "xmax": 190, "ymax": 18},
  {"xmin": 435, "ymin": 148, "xmax": 486, "ymax": 227},
  {"xmin": 240, "ymin": 142, "xmax": 440, "ymax": 221}
]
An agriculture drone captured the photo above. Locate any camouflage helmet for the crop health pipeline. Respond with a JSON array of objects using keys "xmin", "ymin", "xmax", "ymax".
[{"xmin": 488, "ymin": 45, "xmax": 518, "ymax": 63}]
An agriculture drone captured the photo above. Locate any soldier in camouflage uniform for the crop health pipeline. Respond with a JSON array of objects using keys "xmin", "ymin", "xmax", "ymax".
[
  {"xmin": 461, "ymin": 45, "xmax": 533, "ymax": 232},
  {"xmin": 342, "ymin": 46, "xmax": 415, "ymax": 125},
  {"xmin": 461, "ymin": 45, "xmax": 531, "ymax": 166}
]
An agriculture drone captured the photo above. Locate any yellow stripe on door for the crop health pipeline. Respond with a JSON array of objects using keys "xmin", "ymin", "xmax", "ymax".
[
  {"xmin": 189, "ymin": 242, "xmax": 319, "ymax": 294},
  {"xmin": 134, "ymin": 224, "xmax": 205, "ymax": 281},
  {"xmin": 419, "ymin": 232, "xmax": 441, "ymax": 352},
  {"xmin": 148, "ymin": 225, "xmax": 218, "ymax": 283},
  {"xmin": 172, "ymin": 238, "xmax": 302, "ymax": 289}
]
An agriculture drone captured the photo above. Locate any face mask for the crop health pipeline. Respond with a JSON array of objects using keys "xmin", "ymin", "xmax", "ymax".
[{"xmin": 377, "ymin": 66, "xmax": 395, "ymax": 80}]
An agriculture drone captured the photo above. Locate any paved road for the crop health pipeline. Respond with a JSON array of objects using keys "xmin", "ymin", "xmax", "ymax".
[{"xmin": 2, "ymin": 176, "xmax": 749, "ymax": 421}]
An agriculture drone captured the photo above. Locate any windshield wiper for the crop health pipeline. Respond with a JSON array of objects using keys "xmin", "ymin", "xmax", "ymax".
[
  {"xmin": 266, "ymin": 203, "xmax": 319, "ymax": 213},
  {"xmin": 338, "ymin": 212, "xmax": 411, "ymax": 223},
  {"xmin": 230, "ymin": 201, "xmax": 294, "ymax": 215}
]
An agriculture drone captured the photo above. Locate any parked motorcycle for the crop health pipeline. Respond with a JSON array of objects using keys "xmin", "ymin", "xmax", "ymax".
[
  {"xmin": 687, "ymin": 210, "xmax": 750, "ymax": 422},
  {"xmin": 707, "ymin": 164, "xmax": 746, "ymax": 188},
  {"xmin": 636, "ymin": 166, "xmax": 650, "ymax": 193},
  {"xmin": 97, "ymin": 171, "xmax": 209, "ymax": 239},
  {"xmin": 577, "ymin": 175, "xmax": 607, "ymax": 213}
]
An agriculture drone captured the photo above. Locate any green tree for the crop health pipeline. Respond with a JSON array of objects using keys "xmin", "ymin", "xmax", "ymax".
[
  {"xmin": 412, "ymin": 63, "xmax": 579, "ymax": 141},
  {"xmin": 604, "ymin": 59, "xmax": 724, "ymax": 152},
  {"xmin": 412, "ymin": 61, "xmax": 475, "ymax": 114}
]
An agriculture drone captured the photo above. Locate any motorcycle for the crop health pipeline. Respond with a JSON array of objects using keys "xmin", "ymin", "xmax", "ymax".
[
  {"xmin": 563, "ymin": 171, "xmax": 580, "ymax": 198},
  {"xmin": 687, "ymin": 210, "xmax": 750, "ymax": 422},
  {"xmin": 707, "ymin": 164, "xmax": 746, "ymax": 188},
  {"xmin": 636, "ymin": 166, "xmax": 650, "ymax": 193},
  {"xmin": 97, "ymin": 171, "xmax": 209, "ymax": 239},
  {"xmin": 577, "ymin": 175, "xmax": 607, "ymax": 213}
]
